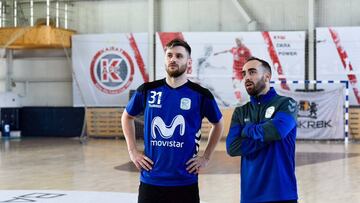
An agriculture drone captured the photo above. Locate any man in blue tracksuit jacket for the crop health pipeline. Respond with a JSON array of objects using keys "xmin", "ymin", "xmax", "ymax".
[{"xmin": 226, "ymin": 57, "xmax": 298, "ymax": 203}]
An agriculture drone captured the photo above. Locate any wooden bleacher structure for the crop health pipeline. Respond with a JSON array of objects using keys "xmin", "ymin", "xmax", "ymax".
[
  {"xmin": 0, "ymin": 25, "xmax": 75, "ymax": 49},
  {"xmin": 86, "ymin": 107, "xmax": 360, "ymax": 140},
  {"xmin": 86, "ymin": 107, "xmax": 234, "ymax": 139},
  {"xmin": 349, "ymin": 107, "xmax": 360, "ymax": 139}
]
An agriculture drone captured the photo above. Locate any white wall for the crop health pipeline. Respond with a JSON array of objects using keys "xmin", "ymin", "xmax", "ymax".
[
  {"xmin": 12, "ymin": 57, "xmax": 72, "ymax": 106},
  {"xmin": 72, "ymin": 0, "xmax": 249, "ymax": 33},
  {"xmin": 0, "ymin": 59, "xmax": 6, "ymax": 92},
  {"xmin": 72, "ymin": 0, "xmax": 148, "ymax": 33},
  {"xmin": 1, "ymin": 50, "xmax": 72, "ymax": 106},
  {"xmin": 70, "ymin": 0, "xmax": 308, "ymax": 33},
  {"xmin": 3, "ymin": 0, "xmax": 360, "ymax": 106},
  {"xmin": 241, "ymin": 0, "xmax": 308, "ymax": 31},
  {"xmin": 72, "ymin": 0, "xmax": 360, "ymax": 32},
  {"xmin": 317, "ymin": 0, "xmax": 360, "ymax": 27}
]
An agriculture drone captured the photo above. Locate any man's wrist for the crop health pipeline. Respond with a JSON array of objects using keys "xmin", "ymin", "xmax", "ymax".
[
  {"xmin": 128, "ymin": 147, "xmax": 138, "ymax": 154},
  {"xmin": 202, "ymin": 154, "xmax": 211, "ymax": 161}
]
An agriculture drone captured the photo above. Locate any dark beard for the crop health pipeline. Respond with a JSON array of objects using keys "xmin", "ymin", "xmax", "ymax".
[
  {"xmin": 166, "ymin": 64, "xmax": 187, "ymax": 78},
  {"xmin": 246, "ymin": 77, "xmax": 266, "ymax": 96}
]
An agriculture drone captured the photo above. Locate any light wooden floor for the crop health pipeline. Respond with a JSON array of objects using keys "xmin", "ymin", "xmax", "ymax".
[{"xmin": 1, "ymin": 137, "xmax": 360, "ymax": 203}]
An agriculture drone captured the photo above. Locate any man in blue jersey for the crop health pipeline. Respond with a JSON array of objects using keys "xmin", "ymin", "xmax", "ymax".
[
  {"xmin": 226, "ymin": 57, "xmax": 298, "ymax": 203},
  {"xmin": 121, "ymin": 38, "xmax": 224, "ymax": 203}
]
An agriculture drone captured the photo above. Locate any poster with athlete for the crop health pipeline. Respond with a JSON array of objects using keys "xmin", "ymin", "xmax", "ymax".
[
  {"xmin": 317, "ymin": 27, "xmax": 360, "ymax": 105},
  {"xmin": 156, "ymin": 32, "xmax": 305, "ymax": 107},
  {"xmin": 72, "ymin": 33, "xmax": 148, "ymax": 107}
]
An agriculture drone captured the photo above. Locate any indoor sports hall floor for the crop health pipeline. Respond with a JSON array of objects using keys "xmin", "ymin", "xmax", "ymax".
[{"xmin": 1, "ymin": 137, "xmax": 360, "ymax": 203}]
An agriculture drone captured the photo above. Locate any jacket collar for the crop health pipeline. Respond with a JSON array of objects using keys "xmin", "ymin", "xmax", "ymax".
[{"xmin": 250, "ymin": 87, "xmax": 277, "ymax": 104}]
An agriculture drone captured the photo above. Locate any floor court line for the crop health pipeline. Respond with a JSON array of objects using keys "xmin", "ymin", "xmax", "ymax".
[
  {"xmin": 1, "ymin": 138, "xmax": 360, "ymax": 203},
  {"xmin": 0, "ymin": 190, "xmax": 208, "ymax": 203}
]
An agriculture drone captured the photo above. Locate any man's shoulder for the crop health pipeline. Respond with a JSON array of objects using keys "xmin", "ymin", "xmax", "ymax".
[
  {"xmin": 187, "ymin": 80, "xmax": 214, "ymax": 99},
  {"xmin": 275, "ymin": 95, "xmax": 297, "ymax": 104},
  {"xmin": 137, "ymin": 79, "xmax": 165, "ymax": 92},
  {"xmin": 273, "ymin": 95, "xmax": 297, "ymax": 113},
  {"xmin": 234, "ymin": 102, "xmax": 251, "ymax": 113}
]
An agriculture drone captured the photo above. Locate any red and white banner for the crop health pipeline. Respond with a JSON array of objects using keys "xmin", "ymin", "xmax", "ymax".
[
  {"xmin": 317, "ymin": 27, "xmax": 360, "ymax": 105},
  {"xmin": 156, "ymin": 32, "xmax": 305, "ymax": 107},
  {"xmin": 72, "ymin": 33, "xmax": 148, "ymax": 107}
]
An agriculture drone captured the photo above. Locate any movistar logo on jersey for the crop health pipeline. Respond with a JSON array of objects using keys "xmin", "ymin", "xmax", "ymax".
[{"xmin": 151, "ymin": 115, "xmax": 185, "ymax": 148}]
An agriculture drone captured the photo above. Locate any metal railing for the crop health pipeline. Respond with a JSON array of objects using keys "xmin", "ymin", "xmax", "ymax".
[{"xmin": 0, "ymin": 0, "xmax": 73, "ymax": 29}]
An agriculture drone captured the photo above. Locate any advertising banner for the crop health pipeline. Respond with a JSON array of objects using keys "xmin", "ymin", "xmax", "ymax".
[
  {"xmin": 156, "ymin": 32, "xmax": 305, "ymax": 107},
  {"xmin": 317, "ymin": 27, "xmax": 360, "ymax": 105},
  {"xmin": 277, "ymin": 87, "xmax": 345, "ymax": 139},
  {"xmin": 72, "ymin": 33, "xmax": 148, "ymax": 106}
]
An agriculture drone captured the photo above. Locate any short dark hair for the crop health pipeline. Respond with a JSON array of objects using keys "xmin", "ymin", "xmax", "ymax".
[
  {"xmin": 165, "ymin": 38, "xmax": 191, "ymax": 56},
  {"xmin": 246, "ymin": 56, "xmax": 272, "ymax": 75}
]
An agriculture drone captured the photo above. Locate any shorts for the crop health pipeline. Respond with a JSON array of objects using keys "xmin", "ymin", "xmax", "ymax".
[
  {"xmin": 138, "ymin": 182, "xmax": 200, "ymax": 203},
  {"xmin": 233, "ymin": 65, "xmax": 244, "ymax": 80},
  {"xmin": 264, "ymin": 200, "xmax": 298, "ymax": 203}
]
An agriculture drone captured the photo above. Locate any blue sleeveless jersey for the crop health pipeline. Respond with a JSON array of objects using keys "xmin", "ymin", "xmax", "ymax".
[{"xmin": 126, "ymin": 78, "xmax": 222, "ymax": 186}]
